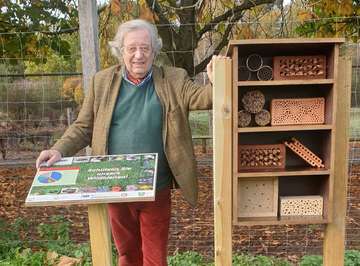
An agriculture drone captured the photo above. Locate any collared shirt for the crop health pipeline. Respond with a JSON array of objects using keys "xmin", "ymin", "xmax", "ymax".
[{"xmin": 122, "ymin": 68, "xmax": 153, "ymax": 87}]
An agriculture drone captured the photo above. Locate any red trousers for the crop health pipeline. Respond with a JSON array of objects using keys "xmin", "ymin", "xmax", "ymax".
[{"xmin": 108, "ymin": 187, "xmax": 171, "ymax": 266}]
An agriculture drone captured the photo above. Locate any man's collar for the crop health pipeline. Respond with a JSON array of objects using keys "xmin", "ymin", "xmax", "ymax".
[{"xmin": 122, "ymin": 68, "xmax": 153, "ymax": 87}]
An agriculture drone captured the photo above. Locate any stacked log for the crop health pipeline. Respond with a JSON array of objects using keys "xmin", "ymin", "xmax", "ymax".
[
  {"xmin": 255, "ymin": 109, "xmax": 271, "ymax": 126},
  {"xmin": 242, "ymin": 90, "xmax": 265, "ymax": 114},
  {"xmin": 239, "ymin": 90, "xmax": 271, "ymax": 127},
  {"xmin": 238, "ymin": 110, "xmax": 251, "ymax": 127}
]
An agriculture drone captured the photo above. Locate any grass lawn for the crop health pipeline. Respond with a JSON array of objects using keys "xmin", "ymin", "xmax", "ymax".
[
  {"xmin": 350, "ymin": 108, "xmax": 360, "ymax": 139},
  {"xmin": 189, "ymin": 111, "xmax": 210, "ymax": 136}
]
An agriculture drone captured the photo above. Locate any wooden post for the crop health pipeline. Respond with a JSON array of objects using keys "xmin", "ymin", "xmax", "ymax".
[
  {"xmin": 78, "ymin": 0, "xmax": 100, "ymax": 94},
  {"xmin": 323, "ymin": 53, "xmax": 351, "ymax": 265},
  {"xmin": 78, "ymin": 1, "xmax": 112, "ymax": 265},
  {"xmin": 88, "ymin": 204, "xmax": 113, "ymax": 266},
  {"xmin": 213, "ymin": 57, "xmax": 232, "ymax": 266}
]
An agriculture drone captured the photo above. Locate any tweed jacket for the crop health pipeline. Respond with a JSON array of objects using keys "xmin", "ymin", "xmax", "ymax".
[{"xmin": 52, "ymin": 64, "xmax": 212, "ymax": 206}]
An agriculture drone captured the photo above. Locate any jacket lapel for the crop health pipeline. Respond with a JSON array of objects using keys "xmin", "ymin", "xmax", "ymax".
[
  {"xmin": 103, "ymin": 65, "xmax": 123, "ymax": 154},
  {"xmin": 153, "ymin": 66, "xmax": 169, "ymax": 146}
]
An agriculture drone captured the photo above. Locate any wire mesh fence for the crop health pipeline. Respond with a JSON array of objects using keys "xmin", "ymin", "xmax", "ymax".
[{"xmin": 0, "ymin": 7, "xmax": 359, "ymax": 263}]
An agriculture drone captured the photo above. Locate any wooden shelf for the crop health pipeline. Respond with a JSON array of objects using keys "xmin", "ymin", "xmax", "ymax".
[
  {"xmin": 235, "ymin": 217, "xmax": 327, "ymax": 226},
  {"xmin": 237, "ymin": 79, "xmax": 334, "ymax": 87},
  {"xmin": 237, "ymin": 167, "xmax": 330, "ymax": 178},
  {"xmin": 228, "ymin": 38, "xmax": 345, "ymax": 47},
  {"xmin": 238, "ymin": 124, "xmax": 333, "ymax": 133}
]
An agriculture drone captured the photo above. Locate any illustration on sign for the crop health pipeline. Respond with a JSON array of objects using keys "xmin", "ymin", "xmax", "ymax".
[{"xmin": 25, "ymin": 153, "xmax": 158, "ymax": 206}]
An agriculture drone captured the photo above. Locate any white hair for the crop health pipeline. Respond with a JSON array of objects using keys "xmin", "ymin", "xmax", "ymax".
[{"xmin": 108, "ymin": 19, "xmax": 163, "ymax": 61}]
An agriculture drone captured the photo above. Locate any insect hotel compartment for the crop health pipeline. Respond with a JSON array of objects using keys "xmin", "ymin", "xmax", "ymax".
[
  {"xmin": 279, "ymin": 175, "xmax": 329, "ymax": 220},
  {"xmin": 238, "ymin": 130, "xmax": 331, "ymax": 170},
  {"xmin": 238, "ymin": 84, "xmax": 334, "ymax": 127},
  {"xmin": 238, "ymin": 144, "xmax": 285, "ymax": 171},
  {"xmin": 236, "ymin": 42, "xmax": 336, "ymax": 82},
  {"xmin": 237, "ymin": 177, "xmax": 278, "ymax": 219},
  {"xmin": 238, "ymin": 54, "xmax": 273, "ymax": 81}
]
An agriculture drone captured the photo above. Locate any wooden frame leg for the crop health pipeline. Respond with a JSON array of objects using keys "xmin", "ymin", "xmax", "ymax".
[
  {"xmin": 88, "ymin": 204, "xmax": 113, "ymax": 266},
  {"xmin": 323, "ymin": 54, "xmax": 351, "ymax": 266},
  {"xmin": 213, "ymin": 58, "xmax": 233, "ymax": 266}
]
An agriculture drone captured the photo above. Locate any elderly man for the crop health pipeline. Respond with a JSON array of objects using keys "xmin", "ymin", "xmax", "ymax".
[{"xmin": 36, "ymin": 19, "xmax": 221, "ymax": 266}]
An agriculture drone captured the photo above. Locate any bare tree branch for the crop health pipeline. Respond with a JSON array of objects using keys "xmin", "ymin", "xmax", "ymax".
[
  {"xmin": 97, "ymin": 4, "xmax": 108, "ymax": 15},
  {"xmin": 197, "ymin": 0, "xmax": 275, "ymax": 41},
  {"xmin": 145, "ymin": 0, "xmax": 180, "ymax": 51},
  {"xmin": 194, "ymin": 8, "xmax": 245, "ymax": 74},
  {"xmin": 145, "ymin": 0, "xmax": 173, "ymax": 29},
  {"xmin": 99, "ymin": 5, "xmax": 112, "ymax": 35}
]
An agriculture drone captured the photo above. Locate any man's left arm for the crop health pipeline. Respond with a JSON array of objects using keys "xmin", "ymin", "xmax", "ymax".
[
  {"xmin": 181, "ymin": 55, "xmax": 228, "ymax": 111},
  {"xmin": 182, "ymin": 78, "xmax": 213, "ymax": 111}
]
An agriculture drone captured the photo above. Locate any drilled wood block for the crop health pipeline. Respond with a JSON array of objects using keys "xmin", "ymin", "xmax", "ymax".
[
  {"xmin": 284, "ymin": 137, "xmax": 324, "ymax": 168},
  {"xmin": 273, "ymin": 55, "xmax": 326, "ymax": 80},
  {"xmin": 238, "ymin": 144, "xmax": 285, "ymax": 171},
  {"xmin": 280, "ymin": 195, "xmax": 323, "ymax": 217},
  {"xmin": 271, "ymin": 97, "xmax": 325, "ymax": 125},
  {"xmin": 238, "ymin": 177, "xmax": 278, "ymax": 218}
]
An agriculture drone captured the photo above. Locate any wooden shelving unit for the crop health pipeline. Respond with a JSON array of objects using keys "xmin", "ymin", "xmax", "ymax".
[
  {"xmin": 226, "ymin": 38, "xmax": 346, "ymax": 227},
  {"xmin": 213, "ymin": 38, "xmax": 350, "ymax": 266}
]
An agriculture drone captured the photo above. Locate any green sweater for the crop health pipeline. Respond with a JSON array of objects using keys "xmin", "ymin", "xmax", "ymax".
[{"xmin": 108, "ymin": 76, "xmax": 172, "ymax": 190}]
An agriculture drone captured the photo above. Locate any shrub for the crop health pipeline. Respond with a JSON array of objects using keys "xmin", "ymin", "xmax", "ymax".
[
  {"xmin": 300, "ymin": 255, "xmax": 322, "ymax": 266},
  {"xmin": 300, "ymin": 250, "xmax": 360, "ymax": 266},
  {"xmin": 233, "ymin": 254, "xmax": 291, "ymax": 266},
  {"xmin": 345, "ymin": 250, "xmax": 360, "ymax": 266},
  {"xmin": 168, "ymin": 251, "xmax": 208, "ymax": 266}
]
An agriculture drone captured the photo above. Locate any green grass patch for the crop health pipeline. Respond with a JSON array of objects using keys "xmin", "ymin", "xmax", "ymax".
[
  {"xmin": 189, "ymin": 111, "xmax": 210, "ymax": 136},
  {"xmin": 350, "ymin": 108, "xmax": 360, "ymax": 139}
]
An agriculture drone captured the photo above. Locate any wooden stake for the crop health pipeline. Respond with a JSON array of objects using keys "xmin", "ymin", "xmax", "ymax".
[
  {"xmin": 213, "ymin": 57, "xmax": 232, "ymax": 266},
  {"xmin": 323, "ymin": 48, "xmax": 350, "ymax": 266},
  {"xmin": 88, "ymin": 205, "xmax": 113, "ymax": 266}
]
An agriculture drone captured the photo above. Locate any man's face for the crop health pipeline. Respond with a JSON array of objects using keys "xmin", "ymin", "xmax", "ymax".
[{"xmin": 122, "ymin": 29, "xmax": 154, "ymax": 79}]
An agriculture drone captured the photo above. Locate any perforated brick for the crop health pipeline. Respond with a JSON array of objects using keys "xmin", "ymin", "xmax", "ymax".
[
  {"xmin": 273, "ymin": 55, "xmax": 326, "ymax": 80},
  {"xmin": 271, "ymin": 97, "xmax": 325, "ymax": 126},
  {"xmin": 284, "ymin": 138, "xmax": 324, "ymax": 168},
  {"xmin": 238, "ymin": 144, "xmax": 285, "ymax": 171}
]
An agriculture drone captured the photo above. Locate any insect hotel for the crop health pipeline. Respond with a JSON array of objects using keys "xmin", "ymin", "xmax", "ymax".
[{"xmin": 212, "ymin": 38, "xmax": 351, "ymax": 266}]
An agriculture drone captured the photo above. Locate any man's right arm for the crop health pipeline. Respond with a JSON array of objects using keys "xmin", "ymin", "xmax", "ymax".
[{"xmin": 36, "ymin": 76, "xmax": 96, "ymax": 167}]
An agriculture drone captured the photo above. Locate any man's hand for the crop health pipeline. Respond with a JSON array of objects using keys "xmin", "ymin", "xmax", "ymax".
[
  {"xmin": 36, "ymin": 149, "xmax": 62, "ymax": 168},
  {"xmin": 207, "ymin": 55, "xmax": 230, "ymax": 84}
]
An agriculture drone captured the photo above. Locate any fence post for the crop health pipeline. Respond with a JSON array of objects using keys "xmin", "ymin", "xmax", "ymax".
[{"xmin": 78, "ymin": 1, "xmax": 112, "ymax": 265}]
